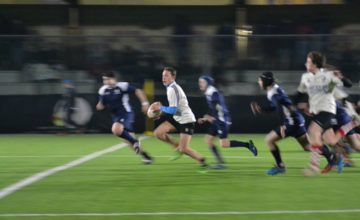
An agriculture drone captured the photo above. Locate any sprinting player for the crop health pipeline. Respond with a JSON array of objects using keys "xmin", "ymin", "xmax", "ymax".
[
  {"xmin": 197, "ymin": 75, "xmax": 257, "ymax": 169},
  {"xmin": 295, "ymin": 65, "xmax": 359, "ymax": 173},
  {"xmin": 251, "ymin": 71, "xmax": 311, "ymax": 175},
  {"xmin": 296, "ymin": 51, "xmax": 354, "ymax": 176},
  {"xmin": 96, "ymin": 72, "xmax": 153, "ymax": 164},
  {"xmin": 152, "ymin": 67, "xmax": 208, "ymax": 170}
]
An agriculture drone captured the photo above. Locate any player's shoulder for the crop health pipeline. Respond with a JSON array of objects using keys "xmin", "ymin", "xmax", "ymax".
[
  {"xmin": 98, "ymin": 85, "xmax": 109, "ymax": 95},
  {"xmin": 205, "ymin": 85, "xmax": 218, "ymax": 96},
  {"xmin": 301, "ymin": 72, "xmax": 312, "ymax": 79},
  {"xmin": 115, "ymin": 82, "xmax": 130, "ymax": 90},
  {"xmin": 267, "ymin": 84, "xmax": 282, "ymax": 100}
]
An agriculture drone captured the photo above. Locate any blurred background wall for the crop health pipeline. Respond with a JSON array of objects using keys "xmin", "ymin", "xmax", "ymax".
[{"xmin": 0, "ymin": 0, "xmax": 359, "ymax": 133}]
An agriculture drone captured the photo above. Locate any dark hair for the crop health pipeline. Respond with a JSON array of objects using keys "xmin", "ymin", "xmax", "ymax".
[
  {"xmin": 307, "ymin": 51, "xmax": 325, "ymax": 68},
  {"xmin": 102, "ymin": 71, "xmax": 116, "ymax": 78},
  {"xmin": 260, "ymin": 71, "xmax": 275, "ymax": 89},
  {"xmin": 163, "ymin": 67, "xmax": 177, "ymax": 76}
]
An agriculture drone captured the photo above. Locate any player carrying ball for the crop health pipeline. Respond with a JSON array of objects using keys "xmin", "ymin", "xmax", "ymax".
[{"xmin": 152, "ymin": 67, "xmax": 208, "ymax": 171}]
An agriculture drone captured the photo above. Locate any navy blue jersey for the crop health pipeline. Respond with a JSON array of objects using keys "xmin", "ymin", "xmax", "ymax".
[
  {"xmin": 335, "ymin": 102, "xmax": 352, "ymax": 127},
  {"xmin": 98, "ymin": 82, "xmax": 136, "ymax": 116},
  {"xmin": 204, "ymin": 85, "xmax": 231, "ymax": 124},
  {"xmin": 266, "ymin": 84, "xmax": 305, "ymax": 126}
]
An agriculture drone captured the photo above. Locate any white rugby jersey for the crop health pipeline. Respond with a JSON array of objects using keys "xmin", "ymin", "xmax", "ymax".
[
  {"xmin": 297, "ymin": 69, "xmax": 343, "ymax": 114},
  {"xmin": 166, "ymin": 81, "xmax": 196, "ymax": 124}
]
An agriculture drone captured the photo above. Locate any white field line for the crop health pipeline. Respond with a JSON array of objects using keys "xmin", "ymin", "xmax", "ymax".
[
  {"xmin": 0, "ymin": 137, "xmax": 148, "ymax": 200},
  {"xmin": 0, "ymin": 209, "xmax": 360, "ymax": 217}
]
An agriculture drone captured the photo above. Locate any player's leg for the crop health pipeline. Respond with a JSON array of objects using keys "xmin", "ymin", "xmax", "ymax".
[
  {"xmin": 304, "ymin": 121, "xmax": 324, "ymax": 176},
  {"xmin": 112, "ymin": 122, "xmax": 138, "ymax": 150},
  {"xmin": 265, "ymin": 130, "xmax": 286, "ymax": 175},
  {"xmin": 346, "ymin": 132, "xmax": 360, "ymax": 151},
  {"xmin": 112, "ymin": 121, "xmax": 152, "ymax": 163},
  {"xmin": 153, "ymin": 121, "xmax": 178, "ymax": 148},
  {"xmin": 205, "ymin": 134, "xmax": 225, "ymax": 168},
  {"xmin": 205, "ymin": 124, "xmax": 225, "ymax": 166},
  {"xmin": 178, "ymin": 133, "xmax": 207, "ymax": 167},
  {"xmin": 217, "ymin": 122, "xmax": 258, "ymax": 156}
]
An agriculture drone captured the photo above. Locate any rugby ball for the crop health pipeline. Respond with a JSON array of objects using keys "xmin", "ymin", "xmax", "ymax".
[{"xmin": 147, "ymin": 102, "xmax": 162, "ymax": 119}]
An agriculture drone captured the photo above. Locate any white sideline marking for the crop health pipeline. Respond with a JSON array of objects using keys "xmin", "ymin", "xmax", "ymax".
[
  {"xmin": 0, "ymin": 137, "xmax": 148, "ymax": 200},
  {"xmin": 0, "ymin": 209, "xmax": 360, "ymax": 217}
]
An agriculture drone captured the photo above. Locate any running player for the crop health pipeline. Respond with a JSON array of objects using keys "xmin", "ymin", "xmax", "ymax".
[
  {"xmin": 152, "ymin": 67, "xmax": 208, "ymax": 170},
  {"xmin": 297, "ymin": 51, "xmax": 351, "ymax": 176},
  {"xmin": 197, "ymin": 75, "xmax": 257, "ymax": 169},
  {"xmin": 96, "ymin": 72, "xmax": 153, "ymax": 164},
  {"xmin": 251, "ymin": 71, "xmax": 310, "ymax": 175}
]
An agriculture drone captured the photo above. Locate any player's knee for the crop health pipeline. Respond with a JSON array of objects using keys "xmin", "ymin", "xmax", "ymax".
[
  {"xmin": 153, "ymin": 129, "xmax": 165, "ymax": 139},
  {"xmin": 112, "ymin": 125, "xmax": 124, "ymax": 136},
  {"xmin": 219, "ymin": 139, "xmax": 230, "ymax": 148},
  {"xmin": 205, "ymin": 137, "xmax": 213, "ymax": 147}
]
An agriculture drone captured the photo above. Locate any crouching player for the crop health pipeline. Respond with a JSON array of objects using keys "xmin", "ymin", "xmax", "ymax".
[
  {"xmin": 198, "ymin": 75, "xmax": 258, "ymax": 169},
  {"xmin": 251, "ymin": 71, "xmax": 311, "ymax": 175},
  {"xmin": 96, "ymin": 72, "xmax": 153, "ymax": 164}
]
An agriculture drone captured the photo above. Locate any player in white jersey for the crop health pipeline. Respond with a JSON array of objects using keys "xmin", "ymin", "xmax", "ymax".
[
  {"xmin": 298, "ymin": 51, "xmax": 352, "ymax": 176},
  {"xmin": 152, "ymin": 67, "xmax": 208, "ymax": 170}
]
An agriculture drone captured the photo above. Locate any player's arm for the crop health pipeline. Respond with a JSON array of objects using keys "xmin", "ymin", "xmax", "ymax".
[
  {"xmin": 198, "ymin": 114, "xmax": 215, "ymax": 124},
  {"xmin": 96, "ymin": 89, "xmax": 106, "ymax": 110},
  {"xmin": 96, "ymin": 101, "xmax": 105, "ymax": 111},
  {"xmin": 199, "ymin": 92, "xmax": 220, "ymax": 124},
  {"xmin": 250, "ymin": 101, "xmax": 276, "ymax": 115},
  {"xmin": 333, "ymin": 70, "xmax": 353, "ymax": 88},
  {"xmin": 156, "ymin": 88, "xmax": 178, "ymax": 115},
  {"xmin": 134, "ymin": 88, "xmax": 150, "ymax": 114}
]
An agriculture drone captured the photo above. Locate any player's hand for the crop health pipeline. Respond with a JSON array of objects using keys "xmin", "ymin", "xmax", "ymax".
[
  {"xmin": 152, "ymin": 101, "xmax": 161, "ymax": 111},
  {"xmin": 203, "ymin": 114, "xmax": 215, "ymax": 123},
  {"xmin": 197, "ymin": 117, "xmax": 206, "ymax": 124},
  {"xmin": 96, "ymin": 102, "xmax": 105, "ymax": 111},
  {"xmin": 333, "ymin": 70, "xmax": 343, "ymax": 79},
  {"xmin": 250, "ymin": 101, "xmax": 261, "ymax": 115}
]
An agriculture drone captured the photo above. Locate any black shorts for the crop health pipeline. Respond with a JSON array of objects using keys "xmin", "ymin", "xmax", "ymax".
[
  {"xmin": 312, "ymin": 112, "xmax": 337, "ymax": 130},
  {"xmin": 273, "ymin": 124, "xmax": 307, "ymax": 138},
  {"xmin": 167, "ymin": 117, "xmax": 195, "ymax": 135}
]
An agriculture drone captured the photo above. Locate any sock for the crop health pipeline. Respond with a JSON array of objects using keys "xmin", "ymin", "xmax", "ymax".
[
  {"xmin": 210, "ymin": 145, "xmax": 225, "ymax": 164},
  {"xmin": 230, "ymin": 140, "xmax": 249, "ymax": 148},
  {"xmin": 199, "ymin": 158, "xmax": 207, "ymax": 166},
  {"xmin": 338, "ymin": 121, "xmax": 355, "ymax": 137},
  {"xmin": 140, "ymin": 151, "xmax": 152, "ymax": 160},
  {"xmin": 118, "ymin": 130, "xmax": 138, "ymax": 145},
  {"xmin": 321, "ymin": 145, "xmax": 335, "ymax": 165},
  {"xmin": 309, "ymin": 145, "xmax": 321, "ymax": 172},
  {"xmin": 270, "ymin": 145, "xmax": 284, "ymax": 168}
]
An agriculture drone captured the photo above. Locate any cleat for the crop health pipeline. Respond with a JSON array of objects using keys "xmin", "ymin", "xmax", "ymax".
[
  {"xmin": 169, "ymin": 150, "xmax": 183, "ymax": 161},
  {"xmin": 248, "ymin": 140, "xmax": 258, "ymax": 156},
  {"xmin": 321, "ymin": 164, "xmax": 334, "ymax": 174},
  {"xmin": 198, "ymin": 164, "xmax": 209, "ymax": 174},
  {"xmin": 209, "ymin": 164, "xmax": 227, "ymax": 170},
  {"xmin": 267, "ymin": 166, "xmax": 286, "ymax": 176},
  {"xmin": 142, "ymin": 158, "xmax": 153, "ymax": 165},
  {"xmin": 303, "ymin": 167, "xmax": 320, "ymax": 177},
  {"xmin": 336, "ymin": 155, "xmax": 344, "ymax": 173}
]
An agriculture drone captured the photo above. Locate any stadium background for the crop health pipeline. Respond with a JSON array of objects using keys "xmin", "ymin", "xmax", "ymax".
[{"xmin": 0, "ymin": 0, "xmax": 359, "ymax": 134}]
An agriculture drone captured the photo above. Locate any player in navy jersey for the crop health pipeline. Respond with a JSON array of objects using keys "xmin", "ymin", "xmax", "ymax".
[
  {"xmin": 197, "ymin": 75, "xmax": 257, "ymax": 169},
  {"xmin": 96, "ymin": 72, "xmax": 153, "ymax": 164},
  {"xmin": 251, "ymin": 72, "xmax": 312, "ymax": 175}
]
